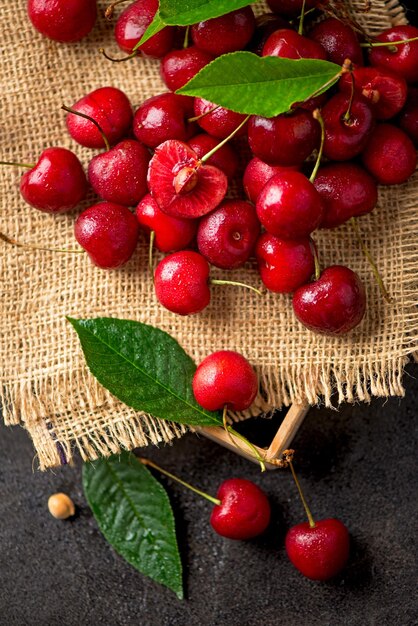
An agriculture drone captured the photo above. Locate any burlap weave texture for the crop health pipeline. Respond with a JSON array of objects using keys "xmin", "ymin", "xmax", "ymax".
[{"xmin": 0, "ymin": 1, "xmax": 416, "ymax": 469}]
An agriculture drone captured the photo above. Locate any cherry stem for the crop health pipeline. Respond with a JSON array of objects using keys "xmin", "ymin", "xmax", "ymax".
[
  {"xmin": 287, "ymin": 457, "xmax": 316, "ymax": 528},
  {"xmin": 0, "ymin": 160, "xmax": 34, "ymax": 169},
  {"xmin": 137, "ymin": 457, "xmax": 221, "ymax": 506},
  {"xmin": 183, "ymin": 25, "xmax": 190, "ymax": 49},
  {"xmin": 289, "ymin": 6, "xmax": 317, "ymax": 25},
  {"xmin": 298, "ymin": 0, "xmax": 307, "ymax": 35},
  {"xmin": 350, "ymin": 217, "xmax": 392, "ymax": 303},
  {"xmin": 61, "ymin": 105, "xmax": 111, "ymax": 152},
  {"xmin": 104, "ymin": 0, "xmax": 129, "ymax": 20},
  {"xmin": 0, "ymin": 232, "xmax": 83, "ymax": 254},
  {"xmin": 360, "ymin": 36, "xmax": 418, "ymax": 49},
  {"xmin": 309, "ymin": 109, "xmax": 325, "ymax": 184},
  {"xmin": 211, "ymin": 278, "xmax": 262, "ymax": 296},
  {"xmin": 187, "ymin": 105, "xmax": 220, "ymax": 124},
  {"xmin": 310, "ymin": 239, "xmax": 321, "ymax": 281},
  {"xmin": 201, "ymin": 115, "xmax": 250, "ymax": 164},
  {"xmin": 343, "ymin": 69, "xmax": 355, "ymax": 124},
  {"xmin": 148, "ymin": 230, "xmax": 155, "ymax": 277},
  {"xmin": 222, "ymin": 407, "xmax": 266, "ymax": 472},
  {"xmin": 99, "ymin": 47, "xmax": 138, "ymax": 63}
]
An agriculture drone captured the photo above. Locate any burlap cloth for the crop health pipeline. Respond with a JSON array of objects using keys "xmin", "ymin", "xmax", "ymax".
[{"xmin": 1, "ymin": 1, "xmax": 416, "ymax": 469}]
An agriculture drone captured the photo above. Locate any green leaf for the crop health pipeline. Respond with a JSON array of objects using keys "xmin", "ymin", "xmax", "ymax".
[
  {"xmin": 177, "ymin": 53, "xmax": 342, "ymax": 117},
  {"xmin": 83, "ymin": 452, "xmax": 183, "ymax": 599},
  {"xmin": 68, "ymin": 317, "xmax": 221, "ymax": 428}
]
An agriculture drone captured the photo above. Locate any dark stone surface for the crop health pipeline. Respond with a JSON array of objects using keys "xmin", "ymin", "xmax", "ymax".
[{"xmin": 1, "ymin": 364, "xmax": 417, "ymax": 626}]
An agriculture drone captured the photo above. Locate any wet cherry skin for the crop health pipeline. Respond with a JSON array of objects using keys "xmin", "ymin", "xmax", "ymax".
[
  {"xmin": 398, "ymin": 87, "xmax": 418, "ymax": 147},
  {"xmin": 243, "ymin": 157, "xmax": 299, "ymax": 204},
  {"xmin": 133, "ymin": 93, "xmax": 195, "ymax": 149},
  {"xmin": 136, "ymin": 194, "xmax": 197, "ymax": 252},
  {"xmin": 362, "ymin": 123, "xmax": 417, "ymax": 185},
  {"xmin": 322, "ymin": 93, "xmax": 375, "ymax": 161},
  {"xmin": 262, "ymin": 28, "xmax": 327, "ymax": 60},
  {"xmin": 27, "ymin": 0, "xmax": 97, "ymax": 42},
  {"xmin": 188, "ymin": 134, "xmax": 239, "ymax": 180},
  {"xmin": 309, "ymin": 17, "xmax": 363, "ymax": 66},
  {"xmin": 193, "ymin": 98, "xmax": 248, "ymax": 139},
  {"xmin": 369, "ymin": 25, "xmax": 418, "ymax": 84},
  {"xmin": 256, "ymin": 233, "xmax": 315, "ymax": 293},
  {"xmin": 191, "ymin": 7, "xmax": 256, "ymax": 56},
  {"xmin": 161, "ymin": 47, "xmax": 215, "ymax": 92},
  {"xmin": 248, "ymin": 13, "xmax": 290, "ymax": 55},
  {"xmin": 115, "ymin": 0, "xmax": 175, "ymax": 57}
]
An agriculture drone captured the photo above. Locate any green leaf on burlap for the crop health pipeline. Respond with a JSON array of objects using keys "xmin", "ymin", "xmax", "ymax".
[
  {"xmin": 83, "ymin": 451, "xmax": 183, "ymax": 599},
  {"xmin": 67, "ymin": 317, "xmax": 221, "ymax": 427}
]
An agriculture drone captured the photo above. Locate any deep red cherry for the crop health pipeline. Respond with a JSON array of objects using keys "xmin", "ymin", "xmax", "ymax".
[
  {"xmin": 19, "ymin": 147, "xmax": 88, "ymax": 213},
  {"xmin": 133, "ymin": 93, "xmax": 195, "ymax": 149},
  {"xmin": 193, "ymin": 350, "xmax": 258, "ymax": 411},
  {"xmin": 193, "ymin": 98, "xmax": 248, "ymax": 139},
  {"xmin": 256, "ymin": 171, "xmax": 324, "ymax": 239},
  {"xmin": 369, "ymin": 25, "xmax": 418, "ymax": 84},
  {"xmin": 322, "ymin": 93, "xmax": 375, "ymax": 161},
  {"xmin": 256, "ymin": 233, "xmax": 315, "ymax": 293},
  {"xmin": 66, "ymin": 87, "xmax": 133, "ymax": 149},
  {"xmin": 191, "ymin": 7, "xmax": 256, "ymax": 55},
  {"xmin": 188, "ymin": 134, "xmax": 239, "ymax": 180},
  {"xmin": 160, "ymin": 46, "xmax": 214, "ymax": 92},
  {"xmin": 362, "ymin": 123, "xmax": 417, "ymax": 185},
  {"xmin": 75, "ymin": 202, "xmax": 139, "ymax": 269},
  {"xmin": 197, "ymin": 200, "xmax": 260, "ymax": 269},
  {"xmin": 154, "ymin": 250, "xmax": 211, "ymax": 315},
  {"xmin": 210, "ymin": 478, "xmax": 271, "ymax": 540},
  {"xmin": 262, "ymin": 28, "xmax": 327, "ymax": 60},
  {"xmin": 267, "ymin": 0, "xmax": 322, "ymax": 16},
  {"xmin": 136, "ymin": 193, "xmax": 197, "ymax": 252},
  {"xmin": 309, "ymin": 17, "xmax": 363, "ymax": 66},
  {"xmin": 314, "ymin": 162, "xmax": 378, "ymax": 228},
  {"xmin": 248, "ymin": 110, "xmax": 320, "ymax": 166},
  {"xmin": 115, "ymin": 0, "xmax": 175, "ymax": 58},
  {"xmin": 88, "ymin": 139, "xmax": 150, "ymax": 207},
  {"xmin": 286, "ymin": 518, "xmax": 350, "ymax": 580},
  {"xmin": 293, "ymin": 265, "xmax": 366, "ymax": 335},
  {"xmin": 243, "ymin": 157, "xmax": 299, "ymax": 204},
  {"xmin": 27, "ymin": 0, "xmax": 97, "ymax": 42},
  {"xmin": 247, "ymin": 13, "xmax": 290, "ymax": 55},
  {"xmin": 398, "ymin": 87, "xmax": 418, "ymax": 147}
]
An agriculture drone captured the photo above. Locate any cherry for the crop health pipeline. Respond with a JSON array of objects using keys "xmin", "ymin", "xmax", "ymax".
[
  {"xmin": 256, "ymin": 234, "xmax": 315, "ymax": 293},
  {"xmin": 248, "ymin": 110, "xmax": 320, "ymax": 166},
  {"xmin": 188, "ymin": 134, "xmax": 239, "ymax": 180},
  {"xmin": 243, "ymin": 157, "xmax": 299, "ymax": 204},
  {"xmin": 262, "ymin": 28, "xmax": 327, "ymax": 60},
  {"xmin": 398, "ymin": 87, "xmax": 418, "ymax": 147},
  {"xmin": 322, "ymin": 93, "xmax": 375, "ymax": 161},
  {"xmin": 136, "ymin": 193, "xmax": 197, "ymax": 252},
  {"xmin": 66, "ymin": 87, "xmax": 133, "ymax": 149},
  {"xmin": 339, "ymin": 67, "xmax": 407, "ymax": 121},
  {"xmin": 191, "ymin": 7, "xmax": 256, "ymax": 56},
  {"xmin": 133, "ymin": 93, "xmax": 195, "ymax": 149},
  {"xmin": 368, "ymin": 25, "xmax": 418, "ymax": 84},
  {"xmin": 114, "ymin": 0, "xmax": 175, "ymax": 58},
  {"xmin": 88, "ymin": 139, "xmax": 150, "ymax": 207},
  {"xmin": 197, "ymin": 200, "xmax": 260, "ymax": 269},
  {"xmin": 248, "ymin": 13, "xmax": 290, "ymax": 55},
  {"xmin": 161, "ymin": 47, "xmax": 214, "ymax": 92},
  {"xmin": 314, "ymin": 162, "xmax": 378, "ymax": 228},
  {"xmin": 2, "ymin": 147, "xmax": 88, "ymax": 214},
  {"xmin": 308, "ymin": 17, "xmax": 363, "ymax": 66},
  {"xmin": 361, "ymin": 123, "xmax": 417, "ymax": 185},
  {"xmin": 147, "ymin": 140, "xmax": 228, "ymax": 219},
  {"xmin": 267, "ymin": 0, "xmax": 321, "ymax": 16},
  {"xmin": 293, "ymin": 265, "xmax": 366, "ymax": 335},
  {"xmin": 27, "ymin": 0, "xmax": 97, "ymax": 43},
  {"xmin": 193, "ymin": 98, "xmax": 248, "ymax": 139},
  {"xmin": 75, "ymin": 202, "xmax": 139, "ymax": 269},
  {"xmin": 193, "ymin": 350, "xmax": 258, "ymax": 411}
]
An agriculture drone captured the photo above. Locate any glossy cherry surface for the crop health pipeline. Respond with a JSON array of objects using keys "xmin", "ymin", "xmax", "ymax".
[
  {"xmin": 136, "ymin": 193, "xmax": 197, "ymax": 252},
  {"xmin": 248, "ymin": 13, "xmax": 290, "ymax": 55},
  {"xmin": 369, "ymin": 25, "xmax": 418, "ymax": 84},
  {"xmin": 362, "ymin": 123, "xmax": 417, "ymax": 185},
  {"xmin": 28, "ymin": 0, "xmax": 97, "ymax": 42},
  {"xmin": 398, "ymin": 87, "xmax": 418, "ymax": 147},
  {"xmin": 191, "ymin": 7, "xmax": 256, "ymax": 55},
  {"xmin": 188, "ymin": 134, "xmax": 239, "ymax": 180},
  {"xmin": 193, "ymin": 98, "xmax": 248, "ymax": 139},
  {"xmin": 256, "ymin": 233, "xmax": 314, "ymax": 293},
  {"xmin": 133, "ymin": 93, "xmax": 194, "ymax": 149},
  {"xmin": 262, "ymin": 28, "xmax": 327, "ymax": 60},
  {"xmin": 115, "ymin": 0, "xmax": 175, "ymax": 57},
  {"xmin": 322, "ymin": 93, "xmax": 375, "ymax": 161},
  {"xmin": 309, "ymin": 17, "xmax": 363, "ymax": 66},
  {"xmin": 243, "ymin": 157, "xmax": 299, "ymax": 204},
  {"xmin": 161, "ymin": 46, "xmax": 214, "ymax": 92}
]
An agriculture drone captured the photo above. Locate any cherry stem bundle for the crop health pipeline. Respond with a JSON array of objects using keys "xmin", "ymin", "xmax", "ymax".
[
  {"xmin": 283, "ymin": 450, "xmax": 316, "ymax": 528},
  {"xmin": 222, "ymin": 406, "xmax": 267, "ymax": 473},
  {"xmin": 0, "ymin": 232, "xmax": 83, "ymax": 254},
  {"xmin": 61, "ymin": 105, "xmax": 111, "ymax": 152},
  {"xmin": 309, "ymin": 109, "xmax": 325, "ymax": 184},
  {"xmin": 211, "ymin": 278, "xmax": 262, "ymax": 296},
  {"xmin": 99, "ymin": 48, "xmax": 138, "ymax": 63},
  {"xmin": 201, "ymin": 115, "xmax": 250, "ymax": 164}
]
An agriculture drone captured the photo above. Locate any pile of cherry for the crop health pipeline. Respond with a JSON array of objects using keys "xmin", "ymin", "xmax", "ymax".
[{"xmin": 10, "ymin": 0, "xmax": 418, "ymax": 337}]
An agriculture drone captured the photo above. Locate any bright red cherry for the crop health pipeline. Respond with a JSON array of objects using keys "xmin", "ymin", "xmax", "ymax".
[
  {"xmin": 161, "ymin": 47, "xmax": 214, "ymax": 92},
  {"xmin": 75, "ymin": 202, "xmax": 139, "ymax": 269},
  {"xmin": 243, "ymin": 157, "xmax": 299, "ymax": 204},
  {"xmin": 188, "ymin": 134, "xmax": 239, "ymax": 180},
  {"xmin": 66, "ymin": 87, "xmax": 133, "ymax": 149},
  {"xmin": 193, "ymin": 350, "xmax": 258, "ymax": 411},
  {"xmin": 369, "ymin": 25, "xmax": 418, "ymax": 84},
  {"xmin": 154, "ymin": 250, "xmax": 210, "ymax": 315},
  {"xmin": 197, "ymin": 200, "xmax": 260, "ymax": 269},
  {"xmin": 193, "ymin": 98, "xmax": 248, "ymax": 139},
  {"xmin": 191, "ymin": 7, "xmax": 256, "ymax": 55},
  {"xmin": 398, "ymin": 87, "xmax": 418, "ymax": 147},
  {"xmin": 27, "ymin": 0, "xmax": 97, "ymax": 43},
  {"xmin": 136, "ymin": 194, "xmax": 197, "ymax": 252},
  {"xmin": 248, "ymin": 13, "xmax": 290, "ymax": 55},
  {"xmin": 210, "ymin": 479, "xmax": 271, "ymax": 540},
  {"xmin": 267, "ymin": 0, "xmax": 321, "ymax": 16},
  {"xmin": 293, "ymin": 265, "xmax": 366, "ymax": 335},
  {"xmin": 322, "ymin": 93, "xmax": 375, "ymax": 161},
  {"xmin": 256, "ymin": 234, "xmax": 314, "ymax": 293},
  {"xmin": 18, "ymin": 147, "xmax": 88, "ymax": 213},
  {"xmin": 133, "ymin": 93, "xmax": 195, "ymax": 149},
  {"xmin": 309, "ymin": 17, "xmax": 363, "ymax": 66},
  {"xmin": 362, "ymin": 123, "xmax": 417, "ymax": 185},
  {"xmin": 88, "ymin": 139, "xmax": 150, "ymax": 207},
  {"xmin": 115, "ymin": 0, "xmax": 175, "ymax": 58},
  {"xmin": 262, "ymin": 28, "xmax": 327, "ymax": 60}
]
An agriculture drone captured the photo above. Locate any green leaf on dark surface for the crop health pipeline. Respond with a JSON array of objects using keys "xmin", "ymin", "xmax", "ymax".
[
  {"xmin": 83, "ymin": 452, "xmax": 183, "ymax": 599},
  {"xmin": 67, "ymin": 317, "xmax": 221, "ymax": 427},
  {"xmin": 177, "ymin": 53, "xmax": 342, "ymax": 117}
]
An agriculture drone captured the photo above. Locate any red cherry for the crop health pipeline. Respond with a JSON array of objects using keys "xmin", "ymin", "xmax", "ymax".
[
  {"xmin": 398, "ymin": 87, "xmax": 418, "ymax": 147},
  {"xmin": 369, "ymin": 25, "xmax": 418, "ymax": 84},
  {"xmin": 191, "ymin": 7, "xmax": 256, "ymax": 55},
  {"xmin": 19, "ymin": 147, "xmax": 88, "ymax": 213},
  {"xmin": 362, "ymin": 123, "xmax": 417, "ymax": 185},
  {"xmin": 309, "ymin": 17, "xmax": 363, "ymax": 66},
  {"xmin": 256, "ymin": 171, "xmax": 324, "ymax": 239},
  {"xmin": 293, "ymin": 265, "xmax": 366, "ymax": 335},
  {"xmin": 267, "ymin": 0, "xmax": 322, "ymax": 16},
  {"xmin": 314, "ymin": 162, "xmax": 378, "ymax": 228},
  {"xmin": 88, "ymin": 139, "xmax": 150, "ymax": 207},
  {"xmin": 66, "ymin": 87, "xmax": 133, "ymax": 149},
  {"xmin": 248, "ymin": 110, "xmax": 320, "ymax": 166},
  {"xmin": 243, "ymin": 157, "xmax": 299, "ymax": 204},
  {"xmin": 188, "ymin": 134, "xmax": 239, "ymax": 180},
  {"xmin": 193, "ymin": 98, "xmax": 248, "ymax": 139},
  {"xmin": 147, "ymin": 140, "xmax": 228, "ymax": 219},
  {"xmin": 133, "ymin": 93, "xmax": 195, "ymax": 149},
  {"xmin": 210, "ymin": 478, "xmax": 271, "ymax": 540},
  {"xmin": 136, "ymin": 193, "xmax": 197, "ymax": 252},
  {"xmin": 197, "ymin": 200, "xmax": 260, "ymax": 269},
  {"xmin": 248, "ymin": 13, "xmax": 290, "ymax": 55},
  {"xmin": 193, "ymin": 350, "xmax": 258, "ymax": 411},
  {"xmin": 322, "ymin": 93, "xmax": 375, "ymax": 161},
  {"xmin": 154, "ymin": 250, "xmax": 210, "ymax": 315},
  {"xmin": 27, "ymin": 0, "xmax": 97, "ymax": 42},
  {"xmin": 256, "ymin": 233, "xmax": 314, "ymax": 293},
  {"xmin": 286, "ymin": 518, "xmax": 350, "ymax": 580},
  {"xmin": 160, "ymin": 47, "xmax": 214, "ymax": 92},
  {"xmin": 75, "ymin": 202, "xmax": 139, "ymax": 269},
  {"xmin": 262, "ymin": 28, "xmax": 327, "ymax": 60},
  {"xmin": 115, "ymin": 0, "xmax": 175, "ymax": 57}
]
